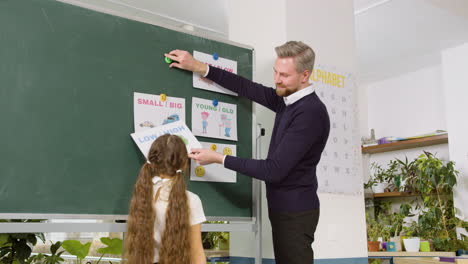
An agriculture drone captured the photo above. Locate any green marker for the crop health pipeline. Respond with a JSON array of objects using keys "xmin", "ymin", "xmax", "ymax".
[{"xmin": 165, "ymin": 56, "xmax": 172, "ymax": 64}]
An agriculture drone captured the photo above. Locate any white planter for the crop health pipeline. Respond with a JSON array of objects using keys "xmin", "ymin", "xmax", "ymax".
[
  {"xmin": 403, "ymin": 237, "xmax": 421, "ymax": 252},
  {"xmin": 372, "ymin": 182, "xmax": 387, "ymax": 193}
]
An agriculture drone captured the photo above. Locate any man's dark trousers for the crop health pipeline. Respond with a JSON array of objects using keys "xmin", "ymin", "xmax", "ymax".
[{"xmin": 269, "ymin": 208, "xmax": 320, "ymax": 264}]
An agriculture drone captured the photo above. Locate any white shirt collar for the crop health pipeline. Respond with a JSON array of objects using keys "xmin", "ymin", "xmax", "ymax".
[
  {"xmin": 283, "ymin": 84, "xmax": 315, "ymax": 106},
  {"xmin": 152, "ymin": 176, "xmax": 172, "ymax": 201}
]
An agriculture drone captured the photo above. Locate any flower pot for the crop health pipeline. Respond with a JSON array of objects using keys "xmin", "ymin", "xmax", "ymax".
[
  {"xmin": 372, "ymin": 182, "xmax": 386, "ymax": 193},
  {"xmin": 403, "ymin": 237, "xmax": 420, "ymax": 252},
  {"xmin": 390, "ymin": 236, "xmax": 402, "ymax": 251},
  {"xmin": 386, "ymin": 241, "xmax": 397, "ymax": 252},
  {"xmin": 368, "ymin": 241, "xmax": 380, "ymax": 252},
  {"xmin": 420, "ymin": 241, "xmax": 430, "ymax": 252}
]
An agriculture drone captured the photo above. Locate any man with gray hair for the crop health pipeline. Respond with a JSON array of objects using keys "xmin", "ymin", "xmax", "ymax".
[{"xmin": 166, "ymin": 41, "xmax": 330, "ymax": 264}]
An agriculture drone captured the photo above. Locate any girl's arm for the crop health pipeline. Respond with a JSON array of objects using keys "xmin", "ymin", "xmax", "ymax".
[{"xmin": 190, "ymin": 223, "xmax": 206, "ymax": 264}]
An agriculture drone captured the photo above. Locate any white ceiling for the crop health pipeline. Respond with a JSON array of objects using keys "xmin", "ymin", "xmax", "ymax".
[{"xmin": 64, "ymin": 0, "xmax": 468, "ymax": 85}]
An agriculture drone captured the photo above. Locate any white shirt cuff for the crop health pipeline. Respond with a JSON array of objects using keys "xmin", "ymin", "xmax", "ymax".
[
  {"xmin": 222, "ymin": 155, "xmax": 227, "ymax": 165},
  {"xmin": 203, "ymin": 65, "xmax": 210, "ymax": 77}
]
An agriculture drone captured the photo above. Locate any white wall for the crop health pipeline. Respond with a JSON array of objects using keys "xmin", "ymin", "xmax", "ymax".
[
  {"xmin": 228, "ymin": 0, "xmax": 367, "ymax": 260},
  {"xmin": 366, "ymin": 64, "xmax": 446, "ymax": 139},
  {"xmin": 441, "ymin": 43, "xmax": 468, "ymax": 221},
  {"xmin": 360, "ymin": 55, "xmax": 451, "ymax": 228}
]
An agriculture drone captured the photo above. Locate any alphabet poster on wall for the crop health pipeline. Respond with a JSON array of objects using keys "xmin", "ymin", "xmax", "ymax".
[
  {"xmin": 130, "ymin": 121, "xmax": 201, "ymax": 159},
  {"xmin": 311, "ymin": 64, "xmax": 362, "ymax": 195},
  {"xmin": 192, "ymin": 50, "xmax": 238, "ymax": 96},
  {"xmin": 190, "ymin": 141, "xmax": 237, "ymax": 183},
  {"xmin": 134, "ymin": 92, "xmax": 185, "ymax": 132},
  {"xmin": 191, "ymin": 97, "xmax": 237, "ymax": 141}
]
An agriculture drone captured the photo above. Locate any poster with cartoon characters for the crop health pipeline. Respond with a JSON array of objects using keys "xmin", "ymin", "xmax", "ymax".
[
  {"xmin": 191, "ymin": 97, "xmax": 237, "ymax": 141},
  {"xmin": 190, "ymin": 142, "xmax": 236, "ymax": 183},
  {"xmin": 134, "ymin": 92, "xmax": 185, "ymax": 132},
  {"xmin": 130, "ymin": 121, "xmax": 201, "ymax": 159},
  {"xmin": 192, "ymin": 51, "xmax": 238, "ymax": 96}
]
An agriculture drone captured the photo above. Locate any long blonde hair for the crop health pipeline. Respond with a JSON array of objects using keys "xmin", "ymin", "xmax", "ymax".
[{"xmin": 124, "ymin": 134, "xmax": 191, "ymax": 264}]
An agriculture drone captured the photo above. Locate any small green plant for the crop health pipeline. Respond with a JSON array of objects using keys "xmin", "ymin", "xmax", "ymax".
[
  {"xmin": 201, "ymin": 221, "xmax": 229, "ymax": 250},
  {"xmin": 364, "ymin": 162, "xmax": 399, "ymax": 191},
  {"xmin": 366, "ymin": 213, "xmax": 383, "ymax": 242},
  {"xmin": 391, "ymin": 203, "xmax": 413, "ymax": 237},
  {"xmin": 61, "ymin": 240, "xmax": 91, "ymax": 264},
  {"xmin": 26, "ymin": 241, "xmax": 65, "ymax": 264},
  {"xmin": 402, "ymin": 221, "xmax": 420, "ymax": 238},
  {"xmin": 96, "ymin": 238, "xmax": 122, "ymax": 264}
]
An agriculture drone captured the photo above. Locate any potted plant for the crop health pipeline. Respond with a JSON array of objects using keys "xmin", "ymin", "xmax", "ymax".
[
  {"xmin": 402, "ymin": 221, "xmax": 421, "ymax": 252},
  {"xmin": 413, "ymin": 152, "xmax": 461, "ymax": 251},
  {"xmin": 394, "ymin": 157, "xmax": 418, "ymax": 193},
  {"xmin": 387, "ymin": 203, "xmax": 413, "ymax": 252},
  {"xmin": 364, "ymin": 162, "xmax": 399, "ymax": 193},
  {"xmin": 366, "ymin": 213, "xmax": 382, "ymax": 252}
]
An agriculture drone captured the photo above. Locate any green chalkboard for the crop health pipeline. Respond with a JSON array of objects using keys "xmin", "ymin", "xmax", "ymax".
[{"xmin": 0, "ymin": 0, "xmax": 253, "ymax": 218}]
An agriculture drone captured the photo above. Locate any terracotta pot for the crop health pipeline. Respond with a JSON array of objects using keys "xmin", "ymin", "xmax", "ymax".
[{"xmin": 368, "ymin": 241, "xmax": 380, "ymax": 252}]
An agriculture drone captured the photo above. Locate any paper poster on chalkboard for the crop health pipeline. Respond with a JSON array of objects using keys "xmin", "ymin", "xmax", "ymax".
[
  {"xmin": 193, "ymin": 50, "xmax": 237, "ymax": 96},
  {"xmin": 134, "ymin": 92, "xmax": 186, "ymax": 132},
  {"xmin": 191, "ymin": 97, "xmax": 237, "ymax": 141},
  {"xmin": 131, "ymin": 121, "xmax": 201, "ymax": 159},
  {"xmin": 190, "ymin": 141, "xmax": 237, "ymax": 183}
]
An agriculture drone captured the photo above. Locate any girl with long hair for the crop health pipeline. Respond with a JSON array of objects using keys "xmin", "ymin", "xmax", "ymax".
[{"xmin": 124, "ymin": 134, "xmax": 206, "ymax": 264}]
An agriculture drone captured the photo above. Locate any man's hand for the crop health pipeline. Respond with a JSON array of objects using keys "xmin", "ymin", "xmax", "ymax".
[
  {"xmin": 188, "ymin": 148, "xmax": 224, "ymax": 165},
  {"xmin": 165, "ymin": 50, "xmax": 208, "ymax": 75}
]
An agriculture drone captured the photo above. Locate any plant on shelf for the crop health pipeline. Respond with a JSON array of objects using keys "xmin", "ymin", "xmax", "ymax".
[
  {"xmin": 364, "ymin": 161, "xmax": 400, "ymax": 193},
  {"xmin": 394, "ymin": 156, "xmax": 418, "ymax": 193},
  {"xmin": 390, "ymin": 203, "xmax": 413, "ymax": 238},
  {"xmin": 413, "ymin": 151, "xmax": 463, "ymax": 251},
  {"xmin": 366, "ymin": 213, "xmax": 383, "ymax": 252}
]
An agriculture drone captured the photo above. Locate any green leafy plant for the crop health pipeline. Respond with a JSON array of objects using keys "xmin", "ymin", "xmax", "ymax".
[
  {"xmin": 202, "ymin": 221, "xmax": 230, "ymax": 250},
  {"xmin": 202, "ymin": 232, "xmax": 229, "ymax": 250},
  {"xmin": 391, "ymin": 203, "xmax": 413, "ymax": 237},
  {"xmin": 413, "ymin": 152, "xmax": 461, "ymax": 250},
  {"xmin": 61, "ymin": 240, "xmax": 91, "ymax": 264},
  {"xmin": 402, "ymin": 221, "xmax": 420, "ymax": 238},
  {"xmin": 366, "ymin": 213, "xmax": 383, "ymax": 242},
  {"xmin": 0, "ymin": 220, "xmax": 45, "ymax": 264},
  {"xmin": 394, "ymin": 157, "xmax": 418, "ymax": 193},
  {"xmin": 364, "ymin": 162, "xmax": 399, "ymax": 191},
  {"xmin": 26, "ymin": 241, "xmax": 65, "ymax": 264},
  {"xmin": 96, "ymin": 238, "xmax": 122, "ymax": 264}
]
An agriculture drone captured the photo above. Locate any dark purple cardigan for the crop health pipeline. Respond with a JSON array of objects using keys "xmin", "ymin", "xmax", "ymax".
[{"xmin": 206, "ymin": 66, "xmax": 330, "ymax": 212}]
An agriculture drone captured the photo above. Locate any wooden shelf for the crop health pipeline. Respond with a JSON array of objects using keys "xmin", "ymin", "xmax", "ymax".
[
  {"xmin": 362, "ymin": 134, "xmax": 448, "ymax": 154},
  {"xmin": 373, "ymin": 192, "xmax": 419, "ymax": 198}
]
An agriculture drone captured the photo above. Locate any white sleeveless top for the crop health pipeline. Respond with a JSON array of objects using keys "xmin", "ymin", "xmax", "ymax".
[{"xmin": 152, "ymin": 176, "xmax": 206, "ymax": 263}]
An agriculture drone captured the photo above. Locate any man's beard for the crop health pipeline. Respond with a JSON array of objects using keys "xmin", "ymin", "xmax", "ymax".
[{"xmin": 275, "ymin": 86, "xmax": 295, "ymax": 97}]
